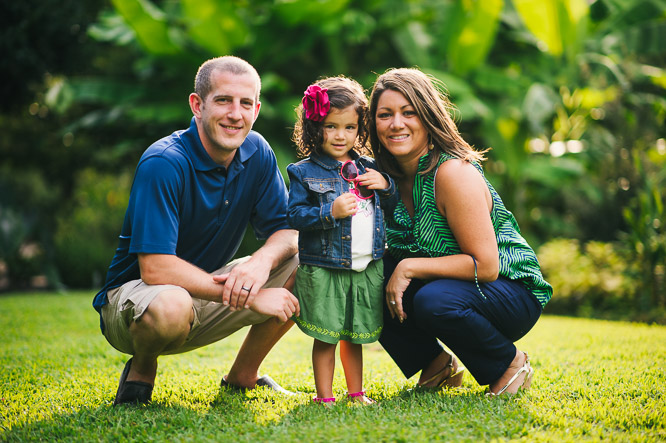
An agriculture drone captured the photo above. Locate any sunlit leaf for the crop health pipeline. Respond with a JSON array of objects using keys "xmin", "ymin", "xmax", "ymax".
[
  {"xmin": 446, "ymin": 0, "xmax": 504, "ymax": 75},
  {"xmin": 87, "ymin": 10, "xmax": 136, "ymax": 45},
  {"xmin": 513, "ymin": 0, "xmax": 589, "ymax": 58},
  {"xmin": 182, "ymin": 0, "xmax": 248, "ymax": 56},
  {"xmin": 111, "ymin": 0, "xmax": 180, "ymax": 55},
  {"xmin": 274, "ymin": 0, "xmax": 351, "ymax": 25}
]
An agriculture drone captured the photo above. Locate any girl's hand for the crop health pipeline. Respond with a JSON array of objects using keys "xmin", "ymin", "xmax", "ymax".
[
  {"xmin": 332, "ymin": 192, "xmax": 357, "ymax": 219},
  {"xmin": 357, "ymin": 168, "xmax": 389, "ymax": 190},
  {"xmin": 386, "ymin": 259, "xmax": 412, "ymax": 322}
]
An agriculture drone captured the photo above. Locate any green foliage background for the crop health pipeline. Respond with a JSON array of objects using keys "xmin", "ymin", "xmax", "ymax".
[{"xmin": 0, "ymin": 0, "xmax": 665, "ymax": 320}]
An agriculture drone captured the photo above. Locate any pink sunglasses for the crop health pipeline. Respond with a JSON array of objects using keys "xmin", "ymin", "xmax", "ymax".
[{"xmin": 340, "ymin": 161, "xmax": 373, "ymax": 200}]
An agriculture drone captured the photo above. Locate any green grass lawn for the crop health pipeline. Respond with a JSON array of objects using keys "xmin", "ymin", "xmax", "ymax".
[{"xmin": 1, "ymin": 291, "xmax": 664, "ymax": 442}]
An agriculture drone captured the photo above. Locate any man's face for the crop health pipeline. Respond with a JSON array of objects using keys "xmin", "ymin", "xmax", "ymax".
[{"xmin": 191, "ymin": 70, "xmax": 261, "ymax": 163}]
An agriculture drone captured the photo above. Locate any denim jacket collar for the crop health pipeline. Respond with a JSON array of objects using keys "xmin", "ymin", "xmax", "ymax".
[{"xmin": 310, "ymin": 150, "xmax": 361, "ymax": 170}]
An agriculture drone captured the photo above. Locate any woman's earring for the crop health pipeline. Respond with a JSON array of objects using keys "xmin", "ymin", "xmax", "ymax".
[{"xmin": 428, "ymin": 143, "xmax": 434, "ymax": 151}]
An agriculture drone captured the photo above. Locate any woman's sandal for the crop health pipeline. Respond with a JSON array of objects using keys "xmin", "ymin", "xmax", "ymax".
[
  {"xmin": 418, "ymin": 353, "xmax": 465, "ymax": 389},
  {"xmin": 487, "ymin": 352, "xmax": 534, "ymax": 397},
  {"xmin": 347, "ymin": 390, "xmax": 376, "ymax": 405}
]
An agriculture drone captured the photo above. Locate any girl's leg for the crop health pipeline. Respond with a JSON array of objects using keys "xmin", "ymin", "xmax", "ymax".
[
  {"xmin": 312, "ymin": 339, "xmax": 337, "ymax": 399},
  {"xmin": 339, "ymin": 340, "xmax": 363, "ymax": 393},
  {"xmin": 340, "ymin": 340, "xmax": 374, "ymax": 404}
]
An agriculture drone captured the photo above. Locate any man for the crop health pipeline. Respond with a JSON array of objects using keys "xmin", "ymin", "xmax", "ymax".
[{"xmin": 93, "ymin": 56, "xmax": 300, "ymax": 406}]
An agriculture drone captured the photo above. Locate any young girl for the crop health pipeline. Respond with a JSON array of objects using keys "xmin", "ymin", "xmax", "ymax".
[{"xmin": 287, "ymin": 77, "xmax": 398, "ymax": 405}]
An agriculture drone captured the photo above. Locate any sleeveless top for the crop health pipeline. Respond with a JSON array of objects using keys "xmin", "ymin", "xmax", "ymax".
[{"xmin": 386, "ymin": 153, "xmax": 552, "ymax": 307}]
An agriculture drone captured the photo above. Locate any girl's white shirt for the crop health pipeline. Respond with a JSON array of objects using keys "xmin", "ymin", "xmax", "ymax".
[{"xmin": 350, "ymin": 191, "xmax": 375, "ymax": 271}]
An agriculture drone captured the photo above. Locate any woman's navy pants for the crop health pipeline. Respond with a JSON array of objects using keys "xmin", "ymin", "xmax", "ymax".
[{"xmin": 379, "ymin": 253, "xmax": 543, "ymax": 385}]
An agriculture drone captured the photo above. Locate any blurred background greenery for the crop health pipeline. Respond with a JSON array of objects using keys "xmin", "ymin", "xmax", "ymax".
[{"xmin": 0, "ymin": 0, "xmax": 664, "ymax": 323}]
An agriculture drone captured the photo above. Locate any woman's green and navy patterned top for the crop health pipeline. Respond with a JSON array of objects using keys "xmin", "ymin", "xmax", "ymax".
[{"xmin": 386, "ymin": 153, "xmax": 552, "ymax": 307}]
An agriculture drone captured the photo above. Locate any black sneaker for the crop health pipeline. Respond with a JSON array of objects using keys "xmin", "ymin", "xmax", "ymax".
[{"xmin": 113, "ymin": 358, "xmax": 153, "ymax": 406}]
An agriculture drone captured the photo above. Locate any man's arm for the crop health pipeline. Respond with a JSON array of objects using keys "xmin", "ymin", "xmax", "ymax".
[
  {"xmin": 213, "ymin": 228, "xmax": 298, "ymax": 310},
  {"xmin": 139, "ymin": 252, "xmax": 299, "ymax": 322},
  {"xmin": 138, "ymin": 253, "xmax": 225, "ymax": 301}
]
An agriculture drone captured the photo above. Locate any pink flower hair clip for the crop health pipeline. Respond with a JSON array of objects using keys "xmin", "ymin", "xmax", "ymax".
[{"xmin": 302, "ymin": 84, "xmax": 330, "ymax": 122}]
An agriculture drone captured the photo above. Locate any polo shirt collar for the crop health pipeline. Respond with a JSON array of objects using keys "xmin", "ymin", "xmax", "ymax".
[{"xmin": 182, "ymin": 117, "xmax": 257, "ymax": 172}]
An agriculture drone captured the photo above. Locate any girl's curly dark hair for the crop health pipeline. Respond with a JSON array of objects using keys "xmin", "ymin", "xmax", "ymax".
[{"xmin": 292, "ymin": 76, "xmax": 372, "ymax": 159}]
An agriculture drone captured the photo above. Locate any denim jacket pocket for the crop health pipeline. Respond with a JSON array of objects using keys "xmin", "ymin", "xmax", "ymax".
[{"xmin": 305, "ymin": 179, "xmax": 338, "ymax": 205}]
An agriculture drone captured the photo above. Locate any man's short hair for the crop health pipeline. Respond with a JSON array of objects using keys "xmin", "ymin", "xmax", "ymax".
[{"xmin": 194, "ymin": 56, "xmax": 261, "ymax": 102}]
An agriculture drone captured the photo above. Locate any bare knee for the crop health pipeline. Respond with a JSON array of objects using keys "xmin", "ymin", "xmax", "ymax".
[{"xmin": 131, "ymin": 288, "xmax": 193, "ymax": 340}]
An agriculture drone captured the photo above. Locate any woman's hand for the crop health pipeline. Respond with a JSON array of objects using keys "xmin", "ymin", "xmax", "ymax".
[
  {"xmin": 385, "ymin": 259, "xmax": 412, "ymax": 322},
  {"xmin": 357, "ymin": 168, "xmax": 389, "ymax": 190}
]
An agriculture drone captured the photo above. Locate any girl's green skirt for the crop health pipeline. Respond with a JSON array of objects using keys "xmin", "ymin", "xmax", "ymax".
[{"xmin": 293, "ymin": 260, "xmax": 383, "ymax": 344}]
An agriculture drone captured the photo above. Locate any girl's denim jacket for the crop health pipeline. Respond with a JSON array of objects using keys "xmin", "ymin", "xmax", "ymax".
[{"xmin": 287, "ymin": 151, "xmax": 398, "ymax": 269}]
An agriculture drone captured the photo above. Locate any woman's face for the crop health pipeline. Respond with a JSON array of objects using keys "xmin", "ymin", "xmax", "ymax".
[{"xmin": 374, "ymin": 89, "xmax": 429, "ymax": 162}]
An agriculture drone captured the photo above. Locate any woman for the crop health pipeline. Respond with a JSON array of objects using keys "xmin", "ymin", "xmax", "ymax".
[{"xmin": 369, "ymin": 68, "xmax": 552, "ymax": 395}]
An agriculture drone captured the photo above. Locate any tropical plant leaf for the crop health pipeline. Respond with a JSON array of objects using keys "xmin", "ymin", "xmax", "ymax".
[
  {"xmin": 57, "ymin": 78, "xmax": 145, "ymax": 106},
  {"xmin": 111, "ymin": 0, "xmax": 180, "ymax": 55},
  {"xmin": 392, "ymin": 22, "xmax": 434, "ymax": 68},
  {"xmin": 513, "ymin": 0, "xmax": 589, "ymax": 59},
  {"xmin": 126, "ymin": 103, "xmax": 191, "ymax": 123},
  {"xmin": 424, "ymin": 68, "xmax": 491, "ymax": 119},
  {"xmin": 274, "ymin": 0, "xmax": 351, "ymax": 25},
  {"xmin": 87, "ymin": 10, "xmax": 136, "ymax": 45},
  {"xmin": 446, "ymin": 0, "xmax": 504, "ymax": 75},
  {"xmin": 523, "ymin": 83, "xmax": 560, "ymax": 133},
  {"xmin": 181, "ymin": 0, "xmax": 248, "ymax": 55},
  {"xmin": 521, "ymin": 155, "xmax": 585, "ymax": 188}
]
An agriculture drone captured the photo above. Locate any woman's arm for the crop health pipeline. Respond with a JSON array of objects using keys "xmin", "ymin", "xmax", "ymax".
[{"xmin": 386, "ymin": 160, "xmax": 499, "ymax": 320}]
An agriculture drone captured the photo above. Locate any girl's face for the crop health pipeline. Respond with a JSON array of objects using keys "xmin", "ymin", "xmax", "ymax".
[
  {"xmin": 374, "ymin": 89, "xmax": 429, "ymax": 162},
  {"xmin": 321, "ymin": 105, "xmax": 359, "ymax": 162}
]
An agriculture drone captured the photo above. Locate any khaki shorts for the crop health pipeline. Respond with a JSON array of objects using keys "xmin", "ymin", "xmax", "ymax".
[{"xmin": 101, "ymin": 254, "xmax": 298, "ymax": 355}]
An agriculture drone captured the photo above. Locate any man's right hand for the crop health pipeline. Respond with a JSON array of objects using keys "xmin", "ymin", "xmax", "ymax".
[{"xmin": 248, "ymin": 288, "xmax": 300, "ymax": 323}]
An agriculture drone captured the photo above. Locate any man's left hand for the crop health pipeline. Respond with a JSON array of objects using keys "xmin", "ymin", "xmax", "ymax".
[{"xmin": 212, "ymin": 256, "xmax": 271, "ymax": 310}]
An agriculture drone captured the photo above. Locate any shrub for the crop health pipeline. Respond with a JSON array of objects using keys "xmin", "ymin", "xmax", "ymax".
[
  {"xmin": 0, "ymin": 167, "xmax": 60, "ymax": 290},
  {"xmin": 537, "ymin": 238, "xmax": 636, "ymax": 318},
  {"xmin": 54, "ymin": 169, "xmax": 130, "ymax": 288}
]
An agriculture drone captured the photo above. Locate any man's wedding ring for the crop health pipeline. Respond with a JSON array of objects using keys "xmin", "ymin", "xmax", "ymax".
[
  {"xmin": 241, "ymin": 286, "xmax": 251, "ymax": 292},
  {"xmin": 389, "ymin": 300, "xmax": 396, "ymax": 305}
]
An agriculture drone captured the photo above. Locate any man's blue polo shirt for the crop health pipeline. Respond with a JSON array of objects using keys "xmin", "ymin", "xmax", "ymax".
[{"xmin": 92, "ymin": 117, "xmax": 290, "ymax": 332}]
